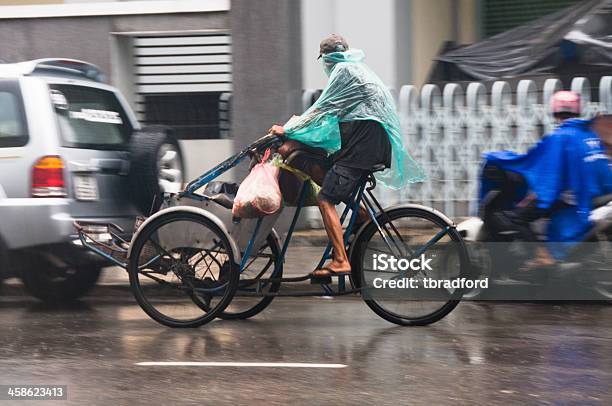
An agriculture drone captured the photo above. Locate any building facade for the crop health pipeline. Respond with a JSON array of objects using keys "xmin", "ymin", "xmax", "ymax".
[{"xmin": 0, "ymin": 0, "xmax": 591, "ymax": 185}]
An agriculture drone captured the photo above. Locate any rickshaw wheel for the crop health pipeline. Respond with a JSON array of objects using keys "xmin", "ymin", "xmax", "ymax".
[
  {"xmin": 128, "ymin": 210, "xmax": 240, "ymax": 328},
  {"xmin": 218, "ymin": 234, "xmax": 283, "ymax": 320}
]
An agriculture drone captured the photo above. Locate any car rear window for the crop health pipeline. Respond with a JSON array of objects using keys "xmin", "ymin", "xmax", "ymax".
[
  {"xmin": 0, "ymin": 80, "xmax": 28, "ymax": 148},
  {"xmin": 50, "ymin": 84, "xmax": 132, "ymax": 149}
]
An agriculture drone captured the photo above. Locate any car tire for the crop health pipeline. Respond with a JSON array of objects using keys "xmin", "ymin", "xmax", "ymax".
[
  {"xmin": 129, "ymin": 128, "xmax": 185, "ymax": 215},
  {"xmin": 20, "ymin": 256, "xmax": 102, "ymax": 304}
]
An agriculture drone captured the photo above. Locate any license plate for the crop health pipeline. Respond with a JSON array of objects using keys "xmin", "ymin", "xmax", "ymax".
[{"xmin": 73, "ymin": 175, "xmax": 99, "ymax": 201}]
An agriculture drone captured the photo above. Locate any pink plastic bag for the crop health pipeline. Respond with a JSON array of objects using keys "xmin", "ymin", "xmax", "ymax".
[{"xmin": 232, "ymin": 149, "xmax": 282, "ymax": 218}]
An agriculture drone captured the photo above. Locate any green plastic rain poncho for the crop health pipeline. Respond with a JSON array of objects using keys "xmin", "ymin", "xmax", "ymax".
[{"xmin": 283, "ymin": 49, "xmax": 425, "ymax": 189}]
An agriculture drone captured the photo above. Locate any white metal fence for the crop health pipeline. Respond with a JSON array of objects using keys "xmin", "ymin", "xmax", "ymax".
[{"xmin": 303, "ymin": 75, "xmax": 612, "ymax": 218}]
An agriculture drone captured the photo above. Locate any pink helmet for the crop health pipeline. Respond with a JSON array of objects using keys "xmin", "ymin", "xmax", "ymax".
[{"xmin": 550, "ymin": 90, "xmax": 581, "ymax": 116}]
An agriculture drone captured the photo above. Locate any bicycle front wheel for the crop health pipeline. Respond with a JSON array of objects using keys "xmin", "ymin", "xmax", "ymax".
[
  {"xmin": 128, "ymin": 210, "xmax": 240, "ymax": 328},
  {"xmin": 351, "ymin": 206, "xmax": 469, "ymax": 326}
]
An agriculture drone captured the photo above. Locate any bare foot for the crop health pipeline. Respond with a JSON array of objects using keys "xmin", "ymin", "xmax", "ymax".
[{"xmin": 312, "ymin": 259, "xmax": 351, "ymax": 277}]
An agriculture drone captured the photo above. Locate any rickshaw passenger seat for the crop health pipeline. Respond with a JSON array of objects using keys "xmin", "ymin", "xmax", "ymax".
[{"xmin": 202, "ymin": 181, "xmax": 239, "ymax": 209}]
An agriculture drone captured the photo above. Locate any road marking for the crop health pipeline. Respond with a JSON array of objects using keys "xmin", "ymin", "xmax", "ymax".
[{"xmin": 136, "ymin": 362, "xmax": 346, "ymax": 368}]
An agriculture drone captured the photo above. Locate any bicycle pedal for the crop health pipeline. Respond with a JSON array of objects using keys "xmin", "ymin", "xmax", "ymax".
[{"xmin": 310, "ymin": 276, "xmax": 332, "ymax": 285}]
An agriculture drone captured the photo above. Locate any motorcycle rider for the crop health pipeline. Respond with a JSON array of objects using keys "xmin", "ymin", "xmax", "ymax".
[
  {"xmin": 522, "ymin": 90, "xmax": 581, "ymax": 266},
  {"xmin": 482, "ymin": 112, "xmax": 612, "ymax": 270}
]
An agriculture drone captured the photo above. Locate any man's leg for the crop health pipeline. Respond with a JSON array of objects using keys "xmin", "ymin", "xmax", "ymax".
[
  {"xmin": 315, "ymin": 197, "xmax": 351, "ymax": 275},
  {"xmin": 312, "ymin": 164, "xmax": 368, "ymax": 276},
  {"xmin": 277, "ymin": 140, "xmax": 368, "ymax": 226}
]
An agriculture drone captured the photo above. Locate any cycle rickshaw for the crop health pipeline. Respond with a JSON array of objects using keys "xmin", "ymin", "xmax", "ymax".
[{"xmin": 75, "ymin": 134, "xmax": 470, "ymax": 328}]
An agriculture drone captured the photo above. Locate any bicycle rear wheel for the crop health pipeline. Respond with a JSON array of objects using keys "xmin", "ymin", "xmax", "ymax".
[
  {"xmin": 128, "ymin": 210, "xmax": 239, "ymax": 328},
  {"xmin": 351, "ymin": 206, "xmax": 469, "ymax": 326}
]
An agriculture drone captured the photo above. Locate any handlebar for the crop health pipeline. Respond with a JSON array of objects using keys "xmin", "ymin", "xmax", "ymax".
[
  {"xmin": 249, "ymin": 133, "xmax": 284, "ymax": 153},
  {"xmin": 182, "ymin": 133, "xmax": 284, "ymax": 195}
]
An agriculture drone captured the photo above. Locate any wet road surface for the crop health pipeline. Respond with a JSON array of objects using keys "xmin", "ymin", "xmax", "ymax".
[{"xmin": 1, "ymin": 296, "xmax": 611, "ymax": 405}]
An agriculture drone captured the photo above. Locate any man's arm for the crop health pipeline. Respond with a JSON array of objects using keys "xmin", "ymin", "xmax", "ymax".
[{"xmin": 283, "ymin": 64, "xmax": 371, "ymax": 134}]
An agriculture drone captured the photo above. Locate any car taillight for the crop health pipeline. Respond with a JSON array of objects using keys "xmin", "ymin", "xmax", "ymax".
[{"xmin": 32, "ymin": 156, "xmax": 66, "ymax": 197}]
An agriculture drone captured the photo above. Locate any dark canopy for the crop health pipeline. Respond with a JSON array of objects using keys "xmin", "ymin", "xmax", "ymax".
[{"xmin": 434, "ymin": 0, "xmax": 612, "ymax": 81}]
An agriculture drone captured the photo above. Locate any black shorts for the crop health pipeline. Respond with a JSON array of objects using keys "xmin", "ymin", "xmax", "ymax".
[{"xmin": 318, "ymin": 164, "xmax": 368, "ymax": 205}]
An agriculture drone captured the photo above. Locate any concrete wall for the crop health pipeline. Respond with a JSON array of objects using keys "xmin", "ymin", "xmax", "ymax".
[
  {"xmin": 411, "ymin": 0, "xmax": 479, "ymax": 86},
  {"xmin": 230, "ymin": 0, "xmax": 306, "ymax": 229},
  {"xmin": 181, "ymin": 139, "xmax": 234, "ymax": 181},
  {"xmin": 230, "ymin": 0, "xmax": 302, "ymax": 151},
  {"xmin": 302, "ymin": 0, "xmax": 479, "ymax": 89},
  {"xmin": 0, "ymin": 12, "xmax": 228, "ymax": 79},
  {"xmin": 458, "ymin": 0, "xmax": 479, "ymax": 44},
  {"xmin": 411, "ymin": 0, "xmax": 453, "ymax": 87},
  {"xmin": 302, "ymin": 0, "xmax": 398, "ymax": 89},
  {"xmin": 0, "ymin": 17, "xmax": 113, "ymax": 72}
]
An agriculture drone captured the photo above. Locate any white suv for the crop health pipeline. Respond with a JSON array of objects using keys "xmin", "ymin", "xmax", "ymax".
[{"xmin": 0, "ymin": 59, "xmax": 184, "ymax": 302}]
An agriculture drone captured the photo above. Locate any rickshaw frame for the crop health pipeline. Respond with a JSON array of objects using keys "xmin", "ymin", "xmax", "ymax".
[
  {"xmin": 77, "ymin": 133, "xmax": 453, "ymax": 297},
  {"xmin": 179, "ymin": 134, "xmax": 407, "ymax": 295},
  {"xmin": 75, "ymin": 134, "xmax": 468, "ymax": 327}
]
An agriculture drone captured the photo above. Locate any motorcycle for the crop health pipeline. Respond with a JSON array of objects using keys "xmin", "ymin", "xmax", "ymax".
[{"xmin": 456, "ymin": 163, "xmax": 612, "ymax": 300}]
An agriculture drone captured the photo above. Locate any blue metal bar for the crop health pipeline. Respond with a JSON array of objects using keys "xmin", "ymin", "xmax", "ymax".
[
  {"xmin": 184, "ymin": 155, "xmax": 247, "ymax": 196},
  {"xmin": 322, "ymin": 283, "xmax": 334, "ymax": 295},
  {"xmin": 315, "ymin": 183, "xmax": 364, "ymax": 271},
  {"xmin": 240, "ymin": 217, "xmax": 264, "ymax": 271},
  {"xmin": 183, "ymin": 134, "xmax": 281, "ymax": 196},
  {"xmin": 80, "ymin": 240, "xmax": 127, "ymax": 268},
  {"xmin": 344, "ymin": 182, "xmax": 368, "ymax": 245},
  {"xmin": 362, "ymin": 195, "xmax": 399, "ymax": 258},
  {"xmin": 339, "ymin": 182, "xmax": 368, "ymax": 291},
  {"xmin": 415, "ymin": 226, "xmax": 451, "ymax": 257},
  {"xmin": 337, "ymin": 275, "xmax": 346, "ymax": 292},
  {"xmin": 314, "ymin": 181, "xmax": 367, "ymax": 291},
  {"xmin": 362, "ymin": 193, "xmax": 406, "ymax": 258},
  {"xmin": 276, "ymin": 182, "xmax": 309, "ymax": 273},
  {"xmin": 365, "ymin": 189, "xmax": 414, "ymax": 257},
  {"xmin": 137, "ymin": 253, "xmax": 162, "ymax": 270},
  {"xmin": 395, "ymin": 226, "xmax": 452, "ymax": 280}
]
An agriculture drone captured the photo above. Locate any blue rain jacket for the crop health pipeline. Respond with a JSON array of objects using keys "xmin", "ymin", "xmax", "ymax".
[{"xmin": 481, "ymin": 119, "xmax": 612, "ymax": 257}]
